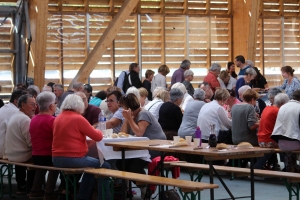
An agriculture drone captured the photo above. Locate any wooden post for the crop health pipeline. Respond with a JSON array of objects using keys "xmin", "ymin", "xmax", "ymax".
[
  {"xmin": 68, "ymin": 0, "xmax": 140, "ymax": 89},
  {"xmin": 29, "ymin": 0, "xmax": 49, "ymax": 90}
]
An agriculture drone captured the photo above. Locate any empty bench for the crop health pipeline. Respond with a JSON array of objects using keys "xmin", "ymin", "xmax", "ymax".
[
  {"xmin": 84, "ymin": 168, "xmax": 219, "ymax": 200},
  {"xmin": 0, "ymin": 159, "xmax": 90, "ymax": 200},
  {"xmin": 170, "ymin": 162, "xmax": 300, "ymax": 200}
]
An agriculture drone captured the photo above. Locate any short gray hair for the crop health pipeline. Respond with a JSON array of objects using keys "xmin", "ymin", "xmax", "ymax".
[
  {"xmin": 170, "ymin": 88, "xmax": 184, "ymax": 103},
  {"xmin": 28, "ymin": 85, "xmax": 40, "ymax": 94},
  {"xmin": 193, "ymin": 88, "xmax": 205, "ymax": 100},
  {"xmin": 245, "ymin": 67, "xmax": 257, "ymax": 76},
  {"xmin": 42, "ymin": 86, "xmax": 52, "ymax": 92},
  {"xmin": 238, "ymin": 85, "xmax": 251, "ymax": 96},
  {"xmin": 17, "ymin": 94, "xmax": 33, "ymax": 108},
  {"xmin": 153, "ymin": 87, "xmax": 165, "ymax": 99},
  {"xmin": 246, "ymin": 60, "xmax": 254, "ymax": 68},
  {"xmin": 209, "ymin": 63, "xmax": 221, "ymax": 71},
  {"xmin": 268, "ymin": 88, "xmax": 282, "ymax": 99},
  {"xmin": 184, "ymin": 70, "xmax": 194, "ymax": 78},
  {"xmin": 180, "ymin": 59, "xmax": 191, "ymax": 69},
  {"xmin": 274, "ymin": 93, "xmax": 289, "ymax": 107},
  {"xmin": 171, "ymin": 82, "xmax": 186, "ymax": 94},
  {"xmin": 73, "ymin": 82, "xmax": 84, "ymax": 90},
  {"xmin": 53, "ymin": 84, "xmax": 64, "ymax": 91},
  {"xmin": 60, "ymin": 94, "xmax": 84, "ymax": 114},
  {"xmin": 36, "ymin": 92, "xmax": 56, "ymax": 112},
  {"xmin": 126, "ymin": 86, "xmax": 140, "ymax": 100}
]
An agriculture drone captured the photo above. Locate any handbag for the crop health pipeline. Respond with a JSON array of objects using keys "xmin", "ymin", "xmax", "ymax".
[
  {"xmin": 218, "ymin": 129, "xmax": 232, "ymax": 144},
  {"xmin": 160, "ymin": 189, "xmax": 181, "ymax": 200}
]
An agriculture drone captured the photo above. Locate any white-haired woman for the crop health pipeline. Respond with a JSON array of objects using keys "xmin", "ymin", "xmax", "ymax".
[
  {"xmin": 144, "ymin": 87, "xmax": 169, "ymax": 120},
  {"xmin": 126, "ymin": 86, "xmax": 140, "ymax": 100},
  {"xmin": 171, "ymin": 82, "xmax": 193, "ymax": 111},
  {"xmin": 52, "ymin": 94, "xmax": 110, "ymax": 200},
  {"xmin": 178, "ymin": 88, "xmax": 206, "ymax": 138},
  {"xmin": 159, "ymin": 88, "xmax": 184, "ymax": 140},
  {"xmin": 182, "ymin": 70, "xmax": 195, "ymax": 96},
  {"xmin": 235, "ymin": 67, "xmax": 257, "ymax": 100}
]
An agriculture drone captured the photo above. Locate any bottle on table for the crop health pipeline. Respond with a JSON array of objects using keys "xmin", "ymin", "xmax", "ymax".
[
  {"xmin": 208, "ymin": 124, "xmax": 217, "ymax": 147},
  {"xmin": 194, "ymin": 126, "xmax": 202, "ymax": 146},
  {"xmin": 98, "ymin": 110, "xmax": 106, "ymax": 131}
]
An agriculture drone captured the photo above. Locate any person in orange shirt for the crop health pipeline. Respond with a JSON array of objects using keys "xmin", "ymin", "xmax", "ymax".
[
  {"xmin": 52, "ymin": 94, "xmax": 111, "ymax": 200},
  {"xmin": 203, "ymin": 63, "xmax": 221, "ymax": 92}
]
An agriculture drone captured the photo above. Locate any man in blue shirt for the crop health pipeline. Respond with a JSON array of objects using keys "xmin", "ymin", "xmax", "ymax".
[{"xmin": 235, "ymin": 55, "xmax": 250, "ymax": 79}]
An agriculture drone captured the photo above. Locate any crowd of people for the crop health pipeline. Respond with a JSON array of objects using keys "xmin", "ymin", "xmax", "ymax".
[{"xmin": 1, "ymin": 54, "xmax": 300, "ymax": 200}]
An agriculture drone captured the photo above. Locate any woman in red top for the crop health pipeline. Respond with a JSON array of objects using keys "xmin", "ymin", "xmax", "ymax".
[{"xmin": 52, "ymin": 94, "xmax": 110, "ymax": 200}]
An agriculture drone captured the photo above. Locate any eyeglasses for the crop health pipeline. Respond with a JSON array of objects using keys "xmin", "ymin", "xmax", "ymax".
[
  {"xmin": 105, "ymin": 99, "xmax": 118, "ymax": 103},
  {"xmin": 29, "ymin": 103, "xmax": 37, "ymax": 107}
]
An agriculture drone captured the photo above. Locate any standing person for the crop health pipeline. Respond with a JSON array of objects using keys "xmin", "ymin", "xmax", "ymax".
[
  {"xmin": 6, "ymin": 94, "xmax": 37, "ymax": 194},
  {"xmin": 129, "ymin": 63, "xmax": 142, "ymax": 89},
  {"xmin": 53, "ymin": 84, "xmax": 64, "ymax": 106},
  {"xmin": 235, "ymin": 55, "xmax": 251, "ymax": 79},
  {"xmin": 203, "ymin": 63, "xmax": 221, "ymax": 92},
  {"xmin": 182, "ymin": 70, "xmax": 195, "ymax": 96},
  {"xmin": 116, "ymin": 66, "xmax": 130, "ymax": 94},
  {"xmin": 171, "ymin": 59, "xmax": 191, "ymax": 86},
  {"xmin": 52, "ymin": 94, "xmax": 111, "ymax": 200},
  {"xmin": 227, "ymin": 62, "xmax": 237, "ymax": 79},
  {"xmin": 151, "ymin": 64, "xmax": 170, "ymax": 92},
  {"xmin": 142, "ymin": 69, "xmax": 155, "ymax": 101},
  {"xmin": 29, "ymin": 92, "xmax": 59, "ymax": 199},
  {"xmin": 277, "ymin": 66, "xmax": 300, "ymax": 99}
]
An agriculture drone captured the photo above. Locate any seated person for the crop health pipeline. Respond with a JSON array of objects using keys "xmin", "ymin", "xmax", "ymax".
[
  {"xmin": 267, "ymin": 88, "xmax": 282, "ymax": 106},
  {"xmin": 235, "ymin": 67, "xmax": 257, "ymax": 100},
  {"xmin": 271, "ymin": 90, "xmax": 300, "ymax": 172},
  {"xmin": 178, "ymin": 88, "xmax": 206, "ymax": 138},
  {"xmin": 144, "ymin": 87, "xmax": 169, "ymax": 120},
  {"xmin": 89, "ymin": 90, "xmax": 107, "ymax": 107},
  {"xmin": 29, "ymin": 92, "xmax": 59, "ymax": 199},
  {"xmin": 106, "ymin": 90, "xmax": 125, "ymax": 133},
  {"xmin": 118, "ymin": 93, "xmax": 166, "ymax": 199},
  {"xmin": 139, "ymin": 87, "xmax": 148, "ymax": 108},
  {"xmin": 5, "ymin": 94, "xmax": 37, "ymax": 194},
  {"xmin": 198, "ymin": 82, "xmax": 214, "ymax": 103},
  {"xmin": 223, "ymin": 90, "xmax": 241, "ymax": 118},
  {"xmin": 171, "ymin": 82, "xmax": 193, "ymax": 111},
  {"xmin": 159, "ymin": 88, "xmax": 184, "ymax": 140}
]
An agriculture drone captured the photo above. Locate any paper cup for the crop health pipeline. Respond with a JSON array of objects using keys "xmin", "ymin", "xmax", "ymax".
[
  {"xmin": 185, "ymin": 136, "xmax": 192, "ymax": 145},
  {"xmin": 173, "ymin": 136, "xmax": 180, "ymax": 143},
  {"xmin": 193, "ymin": 138, "xmax": 200, "ymax": 147},
  {"xmin": 107, "ymin": 129, "xmax": 113, "ymax": 138},
  {"xmin": 102, "ymin": 130, "xmax": 108, "ymax": 137}
]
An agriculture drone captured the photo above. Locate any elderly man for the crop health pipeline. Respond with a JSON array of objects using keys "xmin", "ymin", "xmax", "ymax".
[
  {"xmin": 6, "ymin": 94, "xmax": 37, "ymax": 194},
  {"xmin": 199, "ymin": 82, "xmax": 214, "ymax": 103},
  {"xmin": 171, "ymin": 59, "xmax": 191, "ymax": 86},
  {"xmin": 235, "ymin": 55, "xmax": 251, "ymax": 79},
  {"xmin": 203, "ymin": 63, "xmax": 221, "ymax": 92},
  {"xmin": 53, "ymin": 83, "xmax": 64, "ymax": 105},
  {"xmin": 0, "ymin": 90, "xmax": 27, "ymax": 159},
  {"xmin": 29, "ymin": 92, "xmax": 59, "ymax": 199},
  {"xmin": 57, "ymin": 82, "xmax": 84, "ymax": 108},
  {"xmin": 178, "ymin": 88, "xmax": 206, "ymax": 138}
]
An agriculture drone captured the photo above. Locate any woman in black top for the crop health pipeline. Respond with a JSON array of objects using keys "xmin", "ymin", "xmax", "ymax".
[
  {"xmin": 251, "ymin": 67, "xmax": 269, "ymax": 90},
  {"xmin": 129, "ymin": 63, "xmax": 143, "ymax": 89},
  {"xmin": 142, "ymin": 69, "xmax": 154, "ymax": 100}
]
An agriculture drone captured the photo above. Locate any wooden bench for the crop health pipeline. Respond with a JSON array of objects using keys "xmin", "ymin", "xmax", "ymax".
[
  {"xmin": 0, "ymin": 159, "xmax": 90, "ymax": 200},
  {"xmin": 84, "ymin": 168, "xmax": 219, "ymax": 200},
  {"xmin": 170, "ymin": 162, "xmax": 300, "ymax": 200}
]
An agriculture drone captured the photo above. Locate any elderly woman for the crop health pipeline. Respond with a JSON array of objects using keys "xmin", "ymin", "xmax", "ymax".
[
  {"xmin": 118, "ymin": 93, "xmax": 166, "ymax": 198},
  {"xmin": 218, "ymin": 70, "xmax": 237, "ymax": 90},
  {"xmin": 126, "ymin": 86, "xmax": 140, "ymax": 100},
  {"xmin": 151, "ymin": 64, "xmax": 170, "ymax": 92},
  {"xmin": 231, "ymin": 89, "xmax": 259, "ymax": 146},
  {"xmin": 197, "ymin": 89, "xmax": 232, "ymax": 142},
  {"xmin": 267, "ymin": 88, "xmax": 282, "ymax": 106},
  {"xmin": 159, "ymin": 88, "xmax": 184, "ymax": 140},
  {"xmin": 29, "ymin": 92, "xmax": 59, "ymax": 199},
  {"xmin": 271, "ymin": 90, "xmax": 300, "ymax": 172},
  {"xmin": 178, "ymin": 88, "xmax": 206, "ymax": 138},
  {"xmin": 203, "ymin": 63, "xmax": 221, "ymax": 92},
  {"xmin": 254, "ymin": 93, "xmax": 289, "ymax": 169},
  {"xmin": 139, "ymin": 87, "xmax": 148, "ymax": 108},
  {"xmin": 105, "ymin": 90, "xmax": 124, "ymax": 133},
  {"xmin": 144, "ymin": 87, "xmax": 166, "ymax": 120},
  {"xmin": 251, "ymin": 67, "xmax": 268, "ymax": 91},
  {"xmin": 277, "ymin": 66, "xmax": 300, "ymax": 99},
  {"xmin": 235, "ymin": 67, "xmax": 257, "ymax": 100},
  {"xmin": 52, "ymin": 94, "xmax": 110, "ymax": 200},
  {"xmin": 182, "ymin": 69, "xmax": 195, "ymax": 96},
  {"xmin": 171, "ymin": 82, "xmax": 193, "ymax": 111}
]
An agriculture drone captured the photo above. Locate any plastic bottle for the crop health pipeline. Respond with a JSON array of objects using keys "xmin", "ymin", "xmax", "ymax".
[
  {"xmin": 98, "ymin": 110, "xmax": 106, "ymax": 131},
  {"xmin": 195, "ymin": 126, "xmax": 202, "ymax": 146}
]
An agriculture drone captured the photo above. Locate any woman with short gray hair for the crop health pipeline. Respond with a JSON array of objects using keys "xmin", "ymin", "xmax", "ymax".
[
  {"xmin": 52, "ymin": 94, "xmax": 111, "ymax": 200},
  {"xmin": 171, "ymin": 82, "xmax": 193, "ymax": 111},
  {"xmin": 158, "ymin": 88, "xmax": 184, "ymax": 140},
  {"xmin": 182, "ymin": 69, "xmax": 195, "ymax": 96},
  {"xmin": 267, "ymin": 88, "xmax": 282, "ymax": 105},
  {"xmin": 178, "ymin": 88, "xmax": 206, "ymax": 138},
  {"xmin": 235, "ymin": 67, "xmax": 257, "ymax": 100}
]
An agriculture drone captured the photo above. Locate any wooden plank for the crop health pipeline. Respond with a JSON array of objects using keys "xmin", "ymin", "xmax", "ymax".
[{"xmin": 68, "ymin": 0, "xmax": 139, "ymax": 88}]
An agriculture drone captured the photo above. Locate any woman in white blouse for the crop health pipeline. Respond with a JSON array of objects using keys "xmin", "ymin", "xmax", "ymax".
[
  {"xmin": 197, "ymin": 89, "xmax": 232, "ymax": 142},
  {"xmin": 151, "ymin": 64, "xmax": 170, "ymax": 92}
]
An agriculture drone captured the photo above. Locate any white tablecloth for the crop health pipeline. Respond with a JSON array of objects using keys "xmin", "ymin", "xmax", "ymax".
[{"xmin": 94, "ymin": 136, "xmax": 151, "ymax": 164}]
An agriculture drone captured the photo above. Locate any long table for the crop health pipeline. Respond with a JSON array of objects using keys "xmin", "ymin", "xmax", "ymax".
[{"xmin": 105, "ymin": 140, "xmax": 274, "ymax": 200}]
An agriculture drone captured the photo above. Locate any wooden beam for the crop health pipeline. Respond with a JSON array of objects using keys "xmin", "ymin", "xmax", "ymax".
[
  {"xmin": 247, "ymin": 0, "xmax": 261, "ymax": 62},
  {"xmin": 29, "ymin": 0, "xmax": 49, "ymax": 90},
  {"xmin": 68, "ymin": 0, "xmax": 140, "ymax": 88}
]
